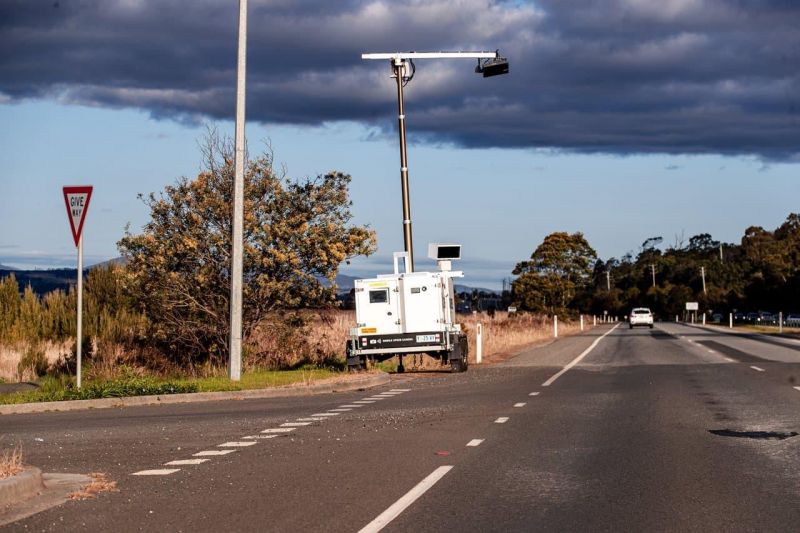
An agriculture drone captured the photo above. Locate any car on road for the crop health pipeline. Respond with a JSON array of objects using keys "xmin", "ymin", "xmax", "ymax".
[
  {"xmin": 785, "ymin": 314, "xmax": 800, "ymax": 327},
  {"xmin": 629, "ymin": 308, "xmax": 654, "ymax": 329}
]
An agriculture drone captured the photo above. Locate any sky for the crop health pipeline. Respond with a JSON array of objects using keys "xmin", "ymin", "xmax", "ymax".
[{"xmin": 1, "ymin": 0, "xmax": 799, "ymax": 289}]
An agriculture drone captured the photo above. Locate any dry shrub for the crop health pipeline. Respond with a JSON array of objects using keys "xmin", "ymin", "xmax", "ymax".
[
  {"xmin": 68, "ymin": 472, "xmax": 118, "ymax": 500},
  {"xmin": 0, "ymin": 447, "xmax": 23, "ymax": 478}
]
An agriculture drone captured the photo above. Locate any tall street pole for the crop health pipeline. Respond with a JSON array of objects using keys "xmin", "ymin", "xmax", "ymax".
[
  {"xmin": 651, "ymin": 264, "xmax": 656, "ymax": 288},
  {"xmin": 393, "ymin": 59, "xmax": 414, "ymax": 272},
  {"xmin": 229, "ymin": 0, "xmax": 247, "ymax": 381},
  {"xmin": 701, "ymin": 266, "xmax": 707, "ymax": 295}
]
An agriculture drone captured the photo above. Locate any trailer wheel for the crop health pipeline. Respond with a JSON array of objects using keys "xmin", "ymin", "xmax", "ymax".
[
  {"xmin": 346, "ymin": 340, "xmax": 366, "ymax": 372},
  {"xmin": 450, "ymin": 334, "xmax": 469, "ymax": 373}
]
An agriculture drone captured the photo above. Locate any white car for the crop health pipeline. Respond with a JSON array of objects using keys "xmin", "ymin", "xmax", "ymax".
[{"xmin": 629, "ymin": 308, "xmax": 654, "ymax": 329}]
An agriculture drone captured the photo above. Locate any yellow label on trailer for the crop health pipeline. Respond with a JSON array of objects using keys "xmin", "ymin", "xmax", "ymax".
[
  {"xmin": 367, "ymin": 282, "xmax": 388, "ymax": 287},
  {"xmin": 360, "ymin": 327, "xmax": 377, "ymax": 334}
]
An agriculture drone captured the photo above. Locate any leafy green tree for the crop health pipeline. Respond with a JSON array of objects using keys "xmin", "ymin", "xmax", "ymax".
[
  {"xmin": 118, "ymin": 136, "xmax": 376, "ymax": 365},
  {"xmin": 512, "ymin": 232, "xmax": 597, "ymax": 315}
]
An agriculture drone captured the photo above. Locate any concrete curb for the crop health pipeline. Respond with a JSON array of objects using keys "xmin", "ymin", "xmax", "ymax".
[
  {"xmin": 0, "ymin": 372, "xmax": 389, "ymax": 416},
  {"xmin": 0, "ymin": 468, "xmax": 44, "ymax": 506}
]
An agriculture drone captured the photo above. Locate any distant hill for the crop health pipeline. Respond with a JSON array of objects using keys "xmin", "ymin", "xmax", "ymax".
[{"xmin": 0, "ymin": 264, "xmax": 17, "ymax": 270}]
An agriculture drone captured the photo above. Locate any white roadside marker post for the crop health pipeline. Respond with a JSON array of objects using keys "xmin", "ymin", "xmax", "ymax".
[
  {"xmin": 702, "ymin": 314, "xmax": 706, "ymax": 326},
  {"xmin": 729, "ymin": 313, "xmax": 733, "ymax": 329},
  {"xmin": 580, "ymin": 315, "xmax": 584, "ymax": 331},
  {"xmin": 476, "ymin": 323, "xmax": 483, "ymax": 364},
  {"xmin": 779, "ymin": 311, "xmax": 783, "ymax": 333},
  {"xmin": 593, "ymin": 315, "xmax": 597, "ymax": 326},
  {"xmin": 554, "ymin": 315, "xmax": 558, "ymax": 338},
  {"xmin": 62, "ymin": 186, "xmax": 93, "ymax": 389}
]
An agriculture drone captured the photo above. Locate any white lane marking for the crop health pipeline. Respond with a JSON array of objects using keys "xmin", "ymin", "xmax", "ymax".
[
  {"xmin": 721, "ymin": 356, "xmax": 736, "ymax": 363},
  {"xmin": 366, "ymin": 397, "xmax": 387, "ymax": 400},
  {"xmin": 513, "ymin": 403, "xmax": 526, "ymax": 408},
  {"xmin": 466, "ymin": 439, "xmax": 484, "ymax": 447},
  {"xmin": 219, "ymin": 441, "xmax": 257, "ymax": 447},
  {"xmin": 750, "ymin": 366, "xmax": 765, "ymax": 372},
  {"xmin": 329, "ymin": 408, "xmax": 352, "ymax": 412},
  {"xmin": 281, "ymin": 422, "xmax": 312, "ymax": 427},
  {"xmin": 390, "ymin": 389, "xmax": 411, "ymax": 392},
  {"xmin": 311, "ymin": 413, "xmax": 340, "ymax": 417},
  {"xmin": 243, "ymin": 435, "xmax": 278, "ymax": 439},
  {"xmin": 707, "ymin": 349, "xmax": 715, "ymax": 354},
  {"xmin": 794, "ymin": 386, "xmax": 800, "ymax": 392},
  {"xmin": 352, "ymin": 400, "xmax": 376, "ymax": 404},
  {"xmin": 194, "ymin": 450, "xmax": 236, "ymax": 456},
  {"xmin": 165, "ymin": 459, "xmax": 209, "ymax": 466},
  {"xmin": 376, "ymin": 392, "xmax": 403, "ymax": 395},
  {"xmin": 262, "ymin": 428, "xmax": 296, "ymax": 433},
  {"xmin": 529, "ymin": 392, "xmax": 540, "ymax": 396},
  {"xmin": 543, "ymin": 324, "xmax": 620, "ymax": 387},
  {"xmin": 494, "ymin": 417, "xmax": 509, "ymax": 424},
  {"xmin": 340, "ymin": 405, "xmax": 362, "ymax": 408},
  {"xmin": 358, "ymin": 466, "xmax": 453, "ymax": 533},
  {"xmin": 132, "ymin": 469, "xmax": 180, "ymax": 476}
]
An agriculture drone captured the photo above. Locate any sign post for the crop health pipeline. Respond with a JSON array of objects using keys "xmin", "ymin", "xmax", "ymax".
[{"xmin": 63, "ymin": 186, "xmax": 93, "ymax": 389}]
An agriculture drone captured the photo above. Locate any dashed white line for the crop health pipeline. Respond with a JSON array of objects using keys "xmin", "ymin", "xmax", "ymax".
[
  {"xmin": 543, "ymin": 324, "xmax": 620, "ymax": 387},
  {"xmin": 311, "ymin": 413, "xmax": 340, "ymax": 417},
  {"xmin": 329, "ymin": 408, "xmax": 352, "ymax": 412},
  {"xmin": 366, "ymin": 397, "xmax": 387, "ymax": 400},
  {"xmin": 513, "ymin": 403, "xmax": 526, "ymax": 408},
  {"xmin": 193, "ymin": 450, "xmax": 236, "ymax": 457},
  {"xmin": 494, "ymin": 417, "xmax": 509, "ymax": 424},
  {"xmin": 243, "ymin": 435, "xmax": 278, "ymax": 439},
  {"xmin": 390, "ymin": 389, "xmax": 411, "ymax": 392},
  {"xmin": 352, "ymin": 401, "xmax": 376, "ymax": 404},
  {"xmin": 281, "ymin": 422, "xmax": 312, "ymax": 427},
  {"xmin": 297, "ymin": 417, "xmax": 326, "ymax": 421},
  {"xmin": 466, "ymin": 439, "xmax": 484, "ymax": 447},
  {"xmin": 262, "ymin": 428, "xmax": 296, "ymax": 434},
  {"xmin": 794, "ymin": 386, "xmax": 800, "ymax": 392},
  {"xmin": 219, "ymin": 441, "xmax": 257, "ymax": 447},
  {"xmin": 358, "ymin": 466, "xmax": 453, "ymax": 533},
  {"xmin": 529, "ymin": 392, "xmax": 540, "ymax": 396},
  {"xmin": 132, "ymin": 469, "xmax": 181, "ymax": 476},
  {"xmin": 750, "ymin": 366, "xmax": 765, "ymax": 372},
  {"xmin": 165, "ymin": 459, "xmax": 209, "ymax": 466},
  {"xmin": 339, "ymin": 405, "xmax": 362, "ymax": 408}
]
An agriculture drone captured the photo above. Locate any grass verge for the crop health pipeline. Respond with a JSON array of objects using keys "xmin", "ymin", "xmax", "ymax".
[
  {"xmin": 0, "ymin": 367, "xmax": 344, "ymax": 405},
  {"xmin": 0, "ymin": 447, "xmax": 23, "ymax": 478}
]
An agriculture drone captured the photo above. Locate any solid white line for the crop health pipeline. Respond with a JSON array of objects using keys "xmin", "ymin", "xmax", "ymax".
[
  {"xmin": 219, "ymin": 441, "xmax": 257, "ymax": 447},
  {"xmin": 194, "ymin": 450, "xmax": 236, "ymax": 456},
  {"xmin": 529, "ymin": 392, "xmax": 540, "ymax": 396},
  {"xmin": 466, "ymin": 439, "xmax": 484, "ymax": 447},
  {"xmin": 542, "ymin": 324, "xmax": 620, "ymax": 387},
  {"xmin": 281, "ymin": 422, "xmax": 312, "ymax": 426},
  {"xmin": 513, "ymin": 403, "xmax": 526, "ymax": 408},
  {"xmin": 494, "ymin": 417, "xmax": 509, "ymax": 424},
  {"xmin": 311, "ymin": 413, "xmax": 340, "ymax": 417},
  {"xmin": 750, "ymin": 366, "xmax": 765, "ymax": 372},
  {"xmin": 262, "ymin": 428, "xmax": 296, "ymax": 433},
  {"xmin": 358, "ymin": 466, "xmax": 453, "ymax": 533},
  {"xmin": 165, "ymin": 459, "xmax": 209, "ymax": 466},
  {"xmin": 132, "ymin": 469, "xmax": 181, "ymax": 476}
]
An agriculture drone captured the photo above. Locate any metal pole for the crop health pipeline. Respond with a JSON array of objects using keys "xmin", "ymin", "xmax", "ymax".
[
  {"xmin": 229, "ymin": 0, "xmax": 247, "ymax": 381},
  {"xmin": 701, "ymin": 266, "xmax": 707, "ymax": 295},
  {"xmin": 76, "ymin": 235, "xmax": 83, "ymax": 389},
  {"xmin": 393, "ymin": 59, "xmax": 414, "ymax": 271},
  {"xmin": 651, "ymin": 264, "xmax": 656, "ymax": 287},
  {"xmin": 719, "ymin": 243, "xmax": 723, "ymax": 262}
]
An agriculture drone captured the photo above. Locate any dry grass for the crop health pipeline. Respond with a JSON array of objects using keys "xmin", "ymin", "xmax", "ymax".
[
  {"xmin": 0, "ymin": 341, "xmax": 70, "ymax": 382},
  {"xmin": 68, "ymin": 472, "xmax": 118, "ymax": 500},
  {"xmin": 0, "ymin": 447, "xmax": 24, "ymax": 479}
]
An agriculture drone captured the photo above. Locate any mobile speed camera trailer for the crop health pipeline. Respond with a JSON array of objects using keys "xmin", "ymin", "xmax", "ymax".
[
  {"xmin": 346, "ymin": 244, "xmax": 469, "ymax": 373},
  {"xmin": 350, "ymin": 50, "xmax": 509, "ymax": 373}
]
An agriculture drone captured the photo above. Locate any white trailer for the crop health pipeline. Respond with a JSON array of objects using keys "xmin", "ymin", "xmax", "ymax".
[{"xmin": 346, "ymin": 245, "xmax": 469, "ymax": 373}]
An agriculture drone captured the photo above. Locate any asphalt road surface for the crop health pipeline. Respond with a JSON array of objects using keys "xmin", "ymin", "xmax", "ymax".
[{"xmin": 3, "ymin": 323, "xmax": 800, "ymax": 532}]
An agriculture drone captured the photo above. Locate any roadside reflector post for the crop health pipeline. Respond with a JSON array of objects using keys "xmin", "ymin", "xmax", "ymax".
[
  {"xmin": 554, "ymin": 315, "xmax": 558, "ymax": 338},
  {"xmin": 593, "ymin": 315, "xmax": 597, "ymax": 326},
  {"xmin": 62, "ymin": 186, "xmax": 93, "ymax": 389},
  {"xmin": 729, "ymin": 313, "xmax": 733, "ymax": 329},
  {"xmin": 702, "ymin": 314, "xmax": 706, "ymax": 326},
  {"xmin": 476, "ymin": 323, "xmax": 483, "ymax": 364},
  {"xmin": 779, "ymin": 311, "xmax": 783, "ymax": 333},
  {"xmin": 580, "ymin": 314, "xmax": 584, "ymax": 331}
]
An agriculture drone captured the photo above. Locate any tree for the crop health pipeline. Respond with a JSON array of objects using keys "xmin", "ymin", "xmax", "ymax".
[
  {"xmin": 118, "ymin": 136, "xmax": 376, "ymax": 365},
  {"xmin": 512, "ymin": 232, "xmax": 597, "ymax": 315}
]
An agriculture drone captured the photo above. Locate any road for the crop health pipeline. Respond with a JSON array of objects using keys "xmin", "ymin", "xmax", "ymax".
[{"xmin": 3, "ymin": 323, "xmax": 800, "ymax": 532}]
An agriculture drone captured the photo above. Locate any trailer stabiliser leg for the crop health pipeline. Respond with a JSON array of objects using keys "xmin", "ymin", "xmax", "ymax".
[{"xmin": 397, "ymin": 354, "xmax": 405, "ymax": 373}]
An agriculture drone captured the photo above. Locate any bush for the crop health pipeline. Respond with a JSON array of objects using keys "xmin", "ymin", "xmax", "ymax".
[{"xmin": 17, "ymin": 343, "xmax": 48, "ymax": 381}]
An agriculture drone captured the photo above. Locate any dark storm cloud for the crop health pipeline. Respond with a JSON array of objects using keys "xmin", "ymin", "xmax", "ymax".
[{"xmin": 1, "ymin": 0, "xmax": 798, "ymax": 159}]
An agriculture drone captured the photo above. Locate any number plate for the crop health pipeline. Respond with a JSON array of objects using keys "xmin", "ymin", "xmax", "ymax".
[{"xmin": 415, "ymin": 334, "xmax": 438, "ymax": 343}]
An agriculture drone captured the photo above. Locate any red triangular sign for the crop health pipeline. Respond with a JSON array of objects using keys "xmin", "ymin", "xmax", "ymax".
[{"xmin": 63, "ymin": 186, "xmax": 93, "ymax": 247}]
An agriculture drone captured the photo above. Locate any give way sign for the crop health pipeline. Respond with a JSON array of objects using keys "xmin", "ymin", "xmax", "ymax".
[{"xmin": 62, "ymin": 186, "xmax": 93, "ymax": 246}]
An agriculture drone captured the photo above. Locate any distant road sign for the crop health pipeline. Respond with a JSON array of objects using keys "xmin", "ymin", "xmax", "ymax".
[
  {"xmin": 62, "ymin": 186, "xmax": 93, "ymax": 246},
  {"xmin": 686, "ymin": 302, "xmax": 699, "ymax": 311}
]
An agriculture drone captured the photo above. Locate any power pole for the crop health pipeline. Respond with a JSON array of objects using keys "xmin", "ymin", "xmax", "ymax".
[
  {"xmin": 229, "ymin": 0, "xmax": 247, "ymax": 381},
  {"xmin": 719, "ymin": 242, "xmax": 723, "ymax": 262},
  {"xmin": 701, "ymin": 266, "xmax": 707, "ymax": 295},
  {"xmin": 606, "ymin": 271, "xmax": 611, "ymax": 292},
  {"xmin": 650, "ymin": 264, "xmax": 656, "ymax": 288}
]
